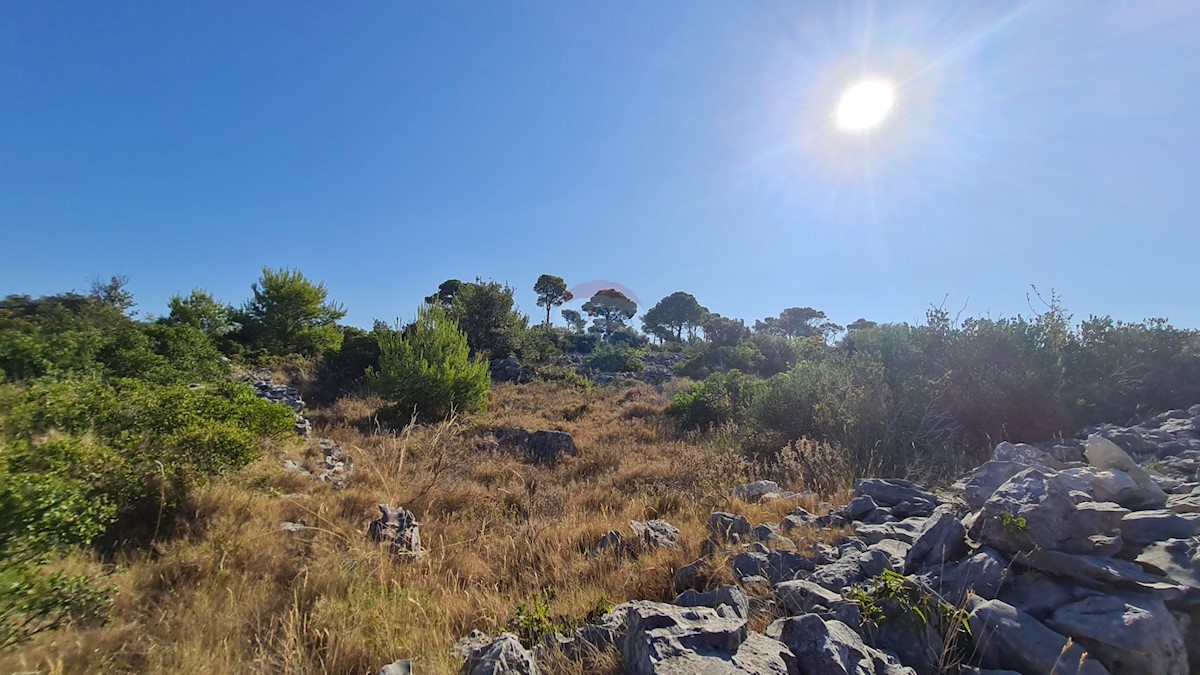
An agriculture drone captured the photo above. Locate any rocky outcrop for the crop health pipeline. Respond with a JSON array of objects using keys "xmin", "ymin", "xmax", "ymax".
[
  {"xmin": 495, "ymin": 427, "xmax": 578, "ymax": 463},
  {"xmin": 249, "ymin": 373, "xmax": 312, "ymax": 436},
  {"xmin": 489, "ymin": 356, "xmax": 532, "ymax": 384},
  {"xmin": 452, "ymin": 405, "xmax": 1200, "ymax": 674},
  {"xmin": 367, "ymin": 504, "xmax": 424, "ymax": 561}
]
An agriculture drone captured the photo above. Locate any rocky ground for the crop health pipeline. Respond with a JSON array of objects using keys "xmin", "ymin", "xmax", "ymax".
[{"xmin": 437, "ymin": 405, "xmax": 1200, "ymax": 675}]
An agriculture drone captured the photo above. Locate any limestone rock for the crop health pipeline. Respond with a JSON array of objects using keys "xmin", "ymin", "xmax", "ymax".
[
  {"xmin": 1118, "ymin": 510, "xmax": 1200, "ymax": 545},
  {"xmin": 455, "ymin": 632, "xmax": 539, "ymax": 675},
  {"xmin": 1046, "ymin": 592, "xmax": 1188, "ymax": 675},
  {"xmin": 967, "ymin": 599, "xmax": 1109, "ymax": 675},
  {"xmin": 767, "ymin": 613, "xmax": 913, "ymax": 675},
  {"xmin": 1085, "ymin": 435, "xmax": 1168, "ymax": 509},
  {"xmin": 620, "ymin": 602, "xmax": 793, "ymax": 675},
  {"xmin": 367, "ymin": 504, "xmax": 424, "ymax": 561},
  {"xmin": 710, "ymin": 512, "xmax": 752, "ymax": 542},
  {"xmin": 904, "ymin": 507, "xmax": 969, "ymax": 574}
]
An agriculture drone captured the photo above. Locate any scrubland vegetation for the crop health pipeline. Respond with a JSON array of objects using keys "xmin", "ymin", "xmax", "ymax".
[{"xmin": 1, "ymin": 270, "xmax": 1198, "ymax": 672}]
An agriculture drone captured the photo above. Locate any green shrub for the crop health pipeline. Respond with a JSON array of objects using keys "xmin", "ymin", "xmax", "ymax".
[
  {"xmin": 368, "ymin": 304, "xmax": 490, "ymax": 421},
  {"xmin": 584, "ymin": 344, "xmax": 644, "ymax": 373},
  {"xmin": 670, "ymin": 369, "xmax": 762, "ymax": 430},
  {"xmin": 0, "ymin": 378, "xmax": 295, "ymax": 541}
]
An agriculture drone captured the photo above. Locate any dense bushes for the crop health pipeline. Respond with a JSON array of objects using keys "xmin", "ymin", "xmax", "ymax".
[
  {"xmin": 669, "ymin": 369, "xmax": 761, "ymax": 429},
  {"xmin": 368, "ymin": 304, "xmax": 490, "ymax": 421},
  {"xmin": 584, "ymin": 343, "xmax": 644, "ymax": 373},
  {"xmin": 671, "ymin": 302, "xmax": 1200, "ymax": 478}
]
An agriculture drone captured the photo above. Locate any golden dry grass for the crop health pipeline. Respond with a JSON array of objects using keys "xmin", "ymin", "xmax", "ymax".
[{"xmin": 1, "ymin": 381, "xmax": 848, "ymax": 675}]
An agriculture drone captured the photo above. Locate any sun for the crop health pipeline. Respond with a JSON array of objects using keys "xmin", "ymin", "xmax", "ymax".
[{"xmin": 835, "ymin": 79, "xmax": 896, "ymax": 132}]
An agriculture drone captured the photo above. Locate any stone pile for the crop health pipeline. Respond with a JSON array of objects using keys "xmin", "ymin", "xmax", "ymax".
[
  {"xmin": 490, "ymin": 357, "xmax": 533, "ymax": 384},
  {"xmin": 249, "ymin": 373, "xmax": 312, "ymax": 437},
  {"xmin": 493, "ymin": 427, "xmax": 579, "ymax": 463},
  {"xmin": 281, "ymin": 437, "xmax": 354, "ymax": 489},
  {"xmin": 447, "ymin": 404, "xmax": 1200, "ymax": 674}
]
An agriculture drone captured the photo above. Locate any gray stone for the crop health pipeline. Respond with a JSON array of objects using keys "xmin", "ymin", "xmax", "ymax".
[
  {"xmin": 808, "ymin": 548, "xmax": 892, "ymax": 592},
  {"xmin": 317, "ymin": 438, "xmax": 353, "ymax": 488},
  {"xmin": 730, "ymin": 480, "xmax": 782, "ymax": 502},
  {"xmin": 674, "ymin": 585, "xmax": 749, "ymax": 620},
  {"xmin": 367, "ymin": 504, "xmax": 424, "ymax": 561},
  {"xmin": 844, "ymin": 494, "xmax": 880, "ymax": 521},
  {"xmin": 964, "ymin": 461, "xmax": 1027, "ymax": 510},
  {"xmin": 994, "ymin": 441, "xmax": 1064, "ymax": 470},
  {"xmin": 457, "ymin": 632, "xmax": 539, "ymax": 675},
  {"xmin": 496, "ymin": 427, "xmax": 578, "ymax": 463},
  {"xmin": 1085, "ymin": 435, "xmax": 1168, "ymax": 509},
  {"xmin": 1047, "ymin": 593, "xmax": 1188, "ymax": 675},
  {"xmin": 630, "ymin": 519, "xmax": 679, "ymax": 549},
  {"xmin": 767, "ymin": 613, "xmax": 912, "ymax": 675},
  {"xmin": 869, "ymin": 539, "xmax": 911, "ymax": 571},
  {"xmin": 710, "ymin": 512, "xmax": 752, "ymax": 541},
  {"xmin": 1012, "ymin": 549, "xmax": 1182, "ymax": 597},
  {"xmin": 489, "ymin": 356, "xmax": 532, "ymax": 383},
  {"xmin": 904, "ymin": 507, "xmax": 969, "ymax": 574},
  {"xmin": 774, "ymin": 579, "xmax": 846, "ymax": 615},
  {"xmin": 1119, "ymin": 510, "xmax": 1200, "ymax": 545},
  {"xmin": 620, "ymin": 602, "xmax": 792, "ymax": 675},
  {"xmin": 282, "ymin": 459, "xmax": 310, "ymax": 475},
  {"xmin": 969, "ymin": 468, "xmax": 1089, "ymax": 554},
  {"xmin": 999, "ymin": 571, "xmax": 1082, "ymax": 620},
  {"xmin": 854, "ymin": 478, "xmax": 938, "ymax": 510},
  {"xmin": 732, "ymin": 549, "xmax": 817, "ymax": 584},
  {"xmin": 967, "ymin": 599, "xmax": 1109, "ymax": 675},
  {"xmin": 673, "ymin": 558, "xmax": 706, "ymax": 592},
  {"xmin": 1166, "ymin": 494, "xmax": 1200, "ymax": 514},
  {"xmin": 378, "ymin": 659, "xmax": 412, "ymax": 675},
  {"xmin": 923, "ymin": 547, "xmax": 1009, "ymax": 605},
  {"xmin": 1134, "ymin": 538, "xmax": 1200, "ymax": 601}
]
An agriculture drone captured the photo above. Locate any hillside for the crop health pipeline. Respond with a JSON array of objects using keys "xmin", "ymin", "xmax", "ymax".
[{"xmin": 2, "ymin": 275, "xmax": 1200, "ymax": 674}]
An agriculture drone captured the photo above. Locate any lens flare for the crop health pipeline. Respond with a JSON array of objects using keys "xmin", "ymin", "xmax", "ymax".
[{"xmin": 835, "ymin": 79, "xmax": 896, "ymax": 132}]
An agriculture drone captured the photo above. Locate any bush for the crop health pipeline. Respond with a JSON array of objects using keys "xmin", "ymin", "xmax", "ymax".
[
  {"xmin": 670, "ymin": 369, "xmax": 762, "ymax": 430},
  {"xmin": 0, "ymin": 378, "xmax": 295, "ymax": 541},
  {"xmin": 367, "ymin": 304, "xmax": 490, "ymax": 421},
  {"xmin": 584, "ymin": 344, "xmax": 644, "ymax": 373}
]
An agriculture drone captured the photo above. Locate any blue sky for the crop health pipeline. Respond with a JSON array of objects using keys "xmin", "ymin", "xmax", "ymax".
[{"xmin": 3, "ymin": 1, "xmax": 1199, "ymax": 329}]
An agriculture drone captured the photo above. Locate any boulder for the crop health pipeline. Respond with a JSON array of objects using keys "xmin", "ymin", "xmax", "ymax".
[
  {"xmin": 620, "ymin": 602, "xmax": 793, "ymax": 675},
  {"xmin": 1046, "ymin": 592, "xmax": 1188, "ymax": 675},
  {"xmin": 730, "ymin": 480, "xmax": 782, "ymax": 502},
  {"xmin": 710, "ymin": 512, "xmax": 752, "ymax": 542},
  {"xmin": 1012, "ymin": 548, "xmax": 1182, "ymax": 597},
  {"xmin": 903, "ymin": 507, "xmax": 969, "ymax": 574},
  {"xmin": 774, "ymin": 579, "xmax": 847, "ymax": 615},
  {"xmin": 489, "ymin": 356, "xmax": 532, "ymax": 383},
  {"xmin": 455, "ymin": 632, "xmax": 539, "ymax": 675},
  {"xmin": 674, "ymin": 585, "xmax": 749, "ymax": 620},
  {"xmin": 1085, "ymin": 435, "xmax": 1168, "ymax": 509},
  {"xmin": 854, "ymin": 479, "xmax": 938, "ymax": 511},
  {"xmin": 1134, "ymin": 538, "xmax": 1200, "ymax": 601},
  {"xmin": 808, "ymin": 548, "xmax": 892, "ymax": 592},
  {"xmin": 367, "ymin": 504, "xmax": 424, "ymax": 561},
  {"xmin": 922, "ymin": 547, "xmax": 1009, "ymax": 605},
  {"xmin": 967, "ymin": 599, "xmax": 1110, "ymax": 675},
  {"xmin": 1118, "ymin": 510, "xmax": 1200, "ymax": 545},
  {"xmin": 844, "ymin": 494, "xmax": 881, "ymax": 521},
  {"xmin": 964, "ymin": 461, "xmax": 1028, "ymax": 510},
  {"xmin": 377, "ymin": 659, "xmax": 412, "ymax": 675},
  {"xmin": 630, "ymin": 519, "xmax": 679, "ymax": 549},
  {"xmin": 969, "ymin": 468, "xmax": 1087, "ymax": 554},
  {"xmin": 767, "ymin": 613, "xmax": 913, "ymax": 675},
  {"xmin": 731, "ymin": 549, "xmax": 818, "ymax": 584},
  {"xmin": 496, "ymin": 427, "xmax": 578, "ymax": 463},
  {"xmin": 994, "ymin": 441, "xmax": 1064, "ymax": 470}
]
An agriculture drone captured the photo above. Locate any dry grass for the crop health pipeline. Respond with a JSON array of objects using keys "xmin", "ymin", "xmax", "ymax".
[{"xmin": 1, "ymin": 381, "xmax": 847, "ymax": 675}]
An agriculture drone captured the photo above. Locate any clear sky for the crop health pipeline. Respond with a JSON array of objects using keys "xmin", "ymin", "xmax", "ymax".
[{"xmin": 3, "ymin": 1, "xmax": 1199, "ymax": 329}]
